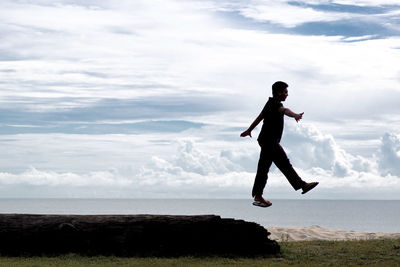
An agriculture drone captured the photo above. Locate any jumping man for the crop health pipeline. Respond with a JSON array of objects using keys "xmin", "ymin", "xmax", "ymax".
[{"xmin": 240, "ymin": 81, "xmax": 318, "ymax": 207}]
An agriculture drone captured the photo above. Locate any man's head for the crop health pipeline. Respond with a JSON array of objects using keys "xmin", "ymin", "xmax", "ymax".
[{"xmin": 272, "ymin": 81, "xmax": 288, "ymax": 101}]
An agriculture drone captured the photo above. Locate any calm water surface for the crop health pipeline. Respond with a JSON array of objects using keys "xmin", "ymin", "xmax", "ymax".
[{"xmin": 0, "ymin": 199, "xmax": 399, "ymax": 233}]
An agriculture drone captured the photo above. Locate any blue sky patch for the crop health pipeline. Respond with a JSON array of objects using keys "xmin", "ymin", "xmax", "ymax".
[{"xmin": 288, "ymin": 1, "xmax": 400, "ymax": 15}]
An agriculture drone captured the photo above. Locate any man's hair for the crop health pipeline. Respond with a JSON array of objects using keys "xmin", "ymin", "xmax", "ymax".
[{"xmin": 272, "ymin": 81, "xmax": 288, "ymax": 96}]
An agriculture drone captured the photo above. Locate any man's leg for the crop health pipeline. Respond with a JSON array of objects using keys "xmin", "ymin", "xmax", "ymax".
[
  {"xmin": 252, "ymin": 146, "xmax": 273, "ymax": 197},
  {"xmin": 272, "ymin": 143, "xmax": 306, "ymax": 191}
]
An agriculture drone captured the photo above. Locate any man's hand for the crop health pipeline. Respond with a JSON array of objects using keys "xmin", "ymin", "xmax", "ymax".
[
  {"xmin": 282, "ymin": 108, "xmax": 304, "ymax": 123},
  {"xmin": 240, "ymin": 129, "xmax": 252, "ymax": 138},
  {"xmin": 241, "ymin": 112, "xmax": 263, "ymax": 138},
  {"xmin": 294, "ymin": 112, "xmax": 304, "ymax": 122}
]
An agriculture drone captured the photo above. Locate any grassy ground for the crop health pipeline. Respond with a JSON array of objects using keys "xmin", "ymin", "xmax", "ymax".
[{"xmin": 1, "ymin": 238, "xmax": 400, "ymax": 267}]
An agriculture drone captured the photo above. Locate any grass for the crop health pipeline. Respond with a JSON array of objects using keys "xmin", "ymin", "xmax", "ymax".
[{"xmin": 1, "ymin": 238, "xmax": 400, "ymax": 267}]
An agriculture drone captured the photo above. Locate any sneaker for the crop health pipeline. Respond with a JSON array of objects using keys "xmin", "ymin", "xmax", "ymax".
[
  {"xmin": 301, "ymin": 182, "xmax": 319, "ymax": 194},
  {"xmin": 252, "ymin": 200, "xmax": 272, "ymax": 208}
]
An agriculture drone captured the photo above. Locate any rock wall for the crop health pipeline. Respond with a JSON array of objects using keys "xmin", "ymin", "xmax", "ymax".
[{"xmin": 0, "ymin": 214, "xmax": 279, "ymax": 256}]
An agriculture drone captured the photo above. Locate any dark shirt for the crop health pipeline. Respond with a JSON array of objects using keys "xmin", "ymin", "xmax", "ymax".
[{"xmin": 257, "ymin": 97, "xmax": 284, "ymax": 144}]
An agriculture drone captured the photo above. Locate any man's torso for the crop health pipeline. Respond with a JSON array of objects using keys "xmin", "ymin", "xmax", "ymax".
[{"xmin": 258, "ymin": 97, "xmax": 284, "ymax": 144}]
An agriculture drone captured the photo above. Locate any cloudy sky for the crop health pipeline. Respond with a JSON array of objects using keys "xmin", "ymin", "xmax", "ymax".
[{"xmin": 1, "ymin": 0, "xmax": 400, "ymax": 199}]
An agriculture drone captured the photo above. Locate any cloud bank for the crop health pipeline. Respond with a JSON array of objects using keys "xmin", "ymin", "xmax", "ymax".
[{"xmin": 1, "ymin": 124, "xmax": 399, "ymax": 199}]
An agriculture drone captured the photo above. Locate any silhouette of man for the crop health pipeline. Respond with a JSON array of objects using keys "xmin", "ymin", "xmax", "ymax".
[{"xmin": 241, "ymin": 81, "xmax": 318, "ymax": 207}]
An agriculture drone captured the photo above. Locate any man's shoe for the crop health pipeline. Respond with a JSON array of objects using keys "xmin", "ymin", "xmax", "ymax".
[
  {"xmin": 252, "ymin": 200, "xmax": 272, "ymax": 208},
  {"xmin": 301, "ymin": 182, "xmax": 319, "ymax": 194}
]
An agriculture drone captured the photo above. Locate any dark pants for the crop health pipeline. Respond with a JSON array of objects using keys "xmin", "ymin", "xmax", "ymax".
[{"xmin": 252, "ymin": 142, "xmax": 306, "ymax": 197}]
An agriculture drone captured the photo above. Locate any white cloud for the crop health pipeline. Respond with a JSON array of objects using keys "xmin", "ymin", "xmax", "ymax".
[
  {"xmin": 0, "ymin": 133, "xmax": 167, "ymax": 173},
  {"xmin": 0, "ymin": 167, "xmax": 130, "ymax": 187},
  {"xmin": 1, "ymin": 0, "xmax": 400, "ymax": 124},
  {"xmin": 283, "ymin": 123, "xmax": 377, "ymax": 177},
  {"xmin": 0, "ymin": 128, "xmax": 400, "ymax": 199},
  {"xmin": 172, "ymin": 140, "xmax": 242, "ymax": 174},
  {"xmin": 239, "ymin": 0, "xmax": 355, "ymax": 28},
  {"xmin": 0, "ymin": 0, "xmax": 222, "ymax": 98},
  {"xmin": 379, "ymin": 133, "xmax": 400, "ymax": 176},
  {"xmin": 0, "ymin": 132, "xmax": 398, "ymax": 199},
  {"xmin": 333, "ymin": 0, "xmax": 400, "ymax": 5}
]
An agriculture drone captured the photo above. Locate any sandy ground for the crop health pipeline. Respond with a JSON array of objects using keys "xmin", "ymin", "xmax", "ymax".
[{"xmin": 267, "ymin": 225, "xmax": 400, "ymax": 242}]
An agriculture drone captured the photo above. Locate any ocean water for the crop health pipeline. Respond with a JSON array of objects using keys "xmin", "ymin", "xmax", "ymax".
[{"xmin": 0, "ymin": 199, "xmax": 399, "ymax": 233}]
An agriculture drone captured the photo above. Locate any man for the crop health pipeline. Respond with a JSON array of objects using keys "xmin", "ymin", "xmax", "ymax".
[{"xmin": 240, "ymin": 81, "xmax": 318, "ymax": 207}]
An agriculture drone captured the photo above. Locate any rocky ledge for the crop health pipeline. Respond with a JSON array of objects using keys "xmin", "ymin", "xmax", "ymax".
[{"xmin": 0, "ymin": 214, "xmax": 279, "ymax": 257}]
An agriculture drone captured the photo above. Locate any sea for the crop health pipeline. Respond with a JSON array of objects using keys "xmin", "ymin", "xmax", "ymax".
[{"xmin": 0, "ymin": 199, "xmax": 399, "ymax": 233}]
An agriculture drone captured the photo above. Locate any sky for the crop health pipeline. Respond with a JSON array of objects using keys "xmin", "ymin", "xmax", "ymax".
[{"xmin": 1, "ymin": 0, "xmax": 400, "ymax": 199}]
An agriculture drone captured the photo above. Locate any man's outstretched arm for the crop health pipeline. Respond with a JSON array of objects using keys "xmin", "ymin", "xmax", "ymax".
[
  {"xmin": 240, "ymin": 112, "xmax": 263, "ymax": 138},
  {"xmin": 279, "ymin": 107, "xmax": 304, "ymax": 122}
]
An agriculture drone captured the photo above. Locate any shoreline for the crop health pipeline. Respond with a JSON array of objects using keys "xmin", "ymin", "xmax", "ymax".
[{"xmin": 267, "ymin": 225, "xmax": 400, "ymax": 242}]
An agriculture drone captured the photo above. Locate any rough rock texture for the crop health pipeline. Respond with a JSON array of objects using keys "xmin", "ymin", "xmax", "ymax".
[{"xmin": 0, "ymin": 214, "xmax": 280, "ymax": 257}]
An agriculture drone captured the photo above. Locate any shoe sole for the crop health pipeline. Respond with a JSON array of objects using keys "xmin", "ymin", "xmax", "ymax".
[{"xmin": 252, "ymin": 201, "xmax": 272, "ymax": 208}]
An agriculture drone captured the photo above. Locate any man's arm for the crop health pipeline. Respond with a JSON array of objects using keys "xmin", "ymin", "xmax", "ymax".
[
  {"xmin": 240, "ymin": 112, "xmax": 263, "ymax": 138},
  {"xmin": 279, "ymin": 107, "xmax": 304, "ymax": 122}
]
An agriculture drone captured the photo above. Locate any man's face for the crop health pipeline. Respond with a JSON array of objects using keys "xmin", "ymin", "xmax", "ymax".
[{"xmin": 277, "ymin": 88, "xmax": 288, "ymax": 101}]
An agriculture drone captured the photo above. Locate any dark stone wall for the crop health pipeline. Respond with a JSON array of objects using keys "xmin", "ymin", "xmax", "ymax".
[{"xmin": 0, "ymin": 214, "xmax": 279, "ymax": 257}]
